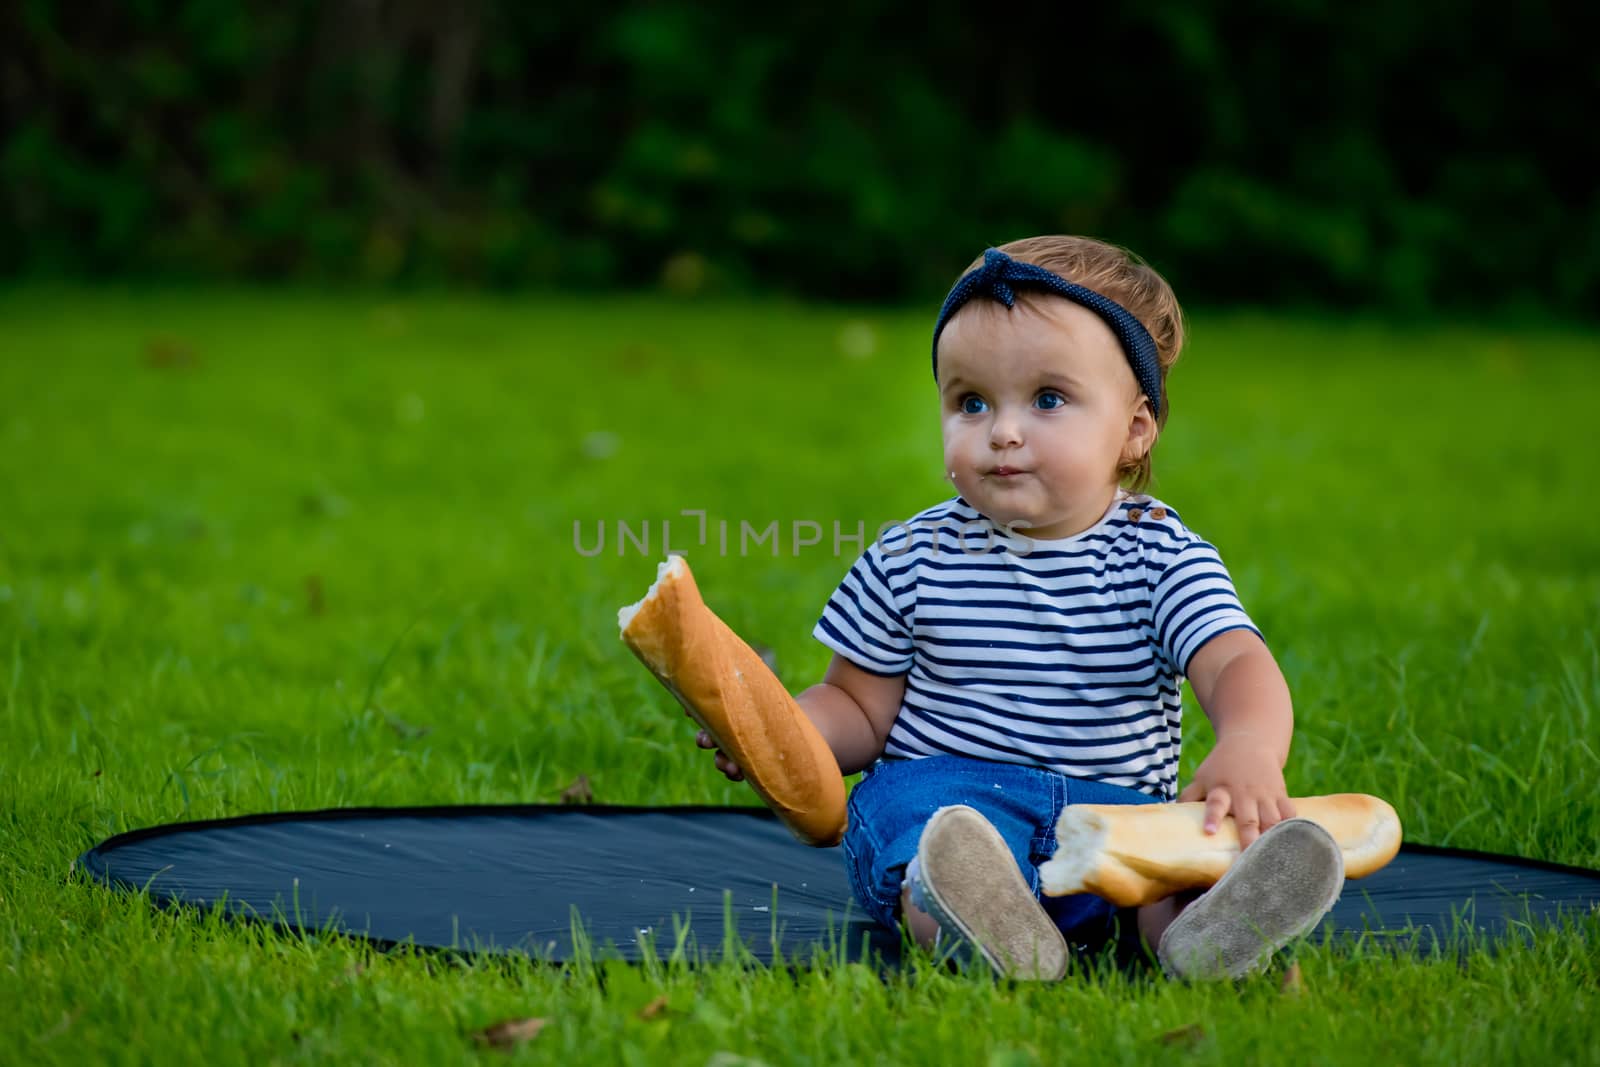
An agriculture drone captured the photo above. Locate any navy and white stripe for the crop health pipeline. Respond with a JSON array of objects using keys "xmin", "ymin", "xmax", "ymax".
[{"xmin": 813, "ymin": 493, "xmax": 1261, "ymax": 800}]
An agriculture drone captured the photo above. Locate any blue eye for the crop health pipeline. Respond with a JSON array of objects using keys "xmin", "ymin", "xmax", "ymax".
[
  {"xmin": 960, "ymin": 395, "xmax": 988, "ymax": 415},
  {"xmin": 1036, "ymin": 391, "xmax": 1066, "ymax": 410}
]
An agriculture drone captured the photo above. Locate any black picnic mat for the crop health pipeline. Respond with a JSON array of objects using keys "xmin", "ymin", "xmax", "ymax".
[{"xmin": 76, "ymin": 804, "xmax": 1600, "ymax": 964}]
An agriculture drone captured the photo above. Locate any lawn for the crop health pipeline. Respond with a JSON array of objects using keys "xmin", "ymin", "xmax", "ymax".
[{"xmin": 1, "ymin": 287, "xmax": 1597, "ymax": 1064}]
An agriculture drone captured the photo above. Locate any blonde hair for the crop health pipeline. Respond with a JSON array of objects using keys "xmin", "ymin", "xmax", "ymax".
[{"xmin": 949, "ymin": 235, "xmax": 1185, "ymax": 494}]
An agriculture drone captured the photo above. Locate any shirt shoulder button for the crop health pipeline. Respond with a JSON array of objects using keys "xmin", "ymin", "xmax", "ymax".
[
  {"xmin": 1150, "ymin": 507, "xmax": 1168, "ymax": 521},
  {"xmin": 1128, "ymin": 508, "xmax": 1144, "ymax": 522}
]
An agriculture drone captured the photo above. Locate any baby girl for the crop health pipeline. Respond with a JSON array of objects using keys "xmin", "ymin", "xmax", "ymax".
[{"xmin": 696, "ymin": 235, "xmax": 1343, "ymax": 980}]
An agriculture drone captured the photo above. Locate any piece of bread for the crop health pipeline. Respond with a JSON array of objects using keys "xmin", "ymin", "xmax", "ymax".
[
  {"xmin": 1037, "ymin": 793, "xmax": 1402, "ymax": 907},
  {"xmin": 619, "ymin": 555, "xmax": 847, "ymax": 847}
]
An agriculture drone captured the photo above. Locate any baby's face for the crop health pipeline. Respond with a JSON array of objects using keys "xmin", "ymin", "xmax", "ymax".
[{"xmin": 937, "ymin": 296, "xmax": 1154, "ymax": 540}]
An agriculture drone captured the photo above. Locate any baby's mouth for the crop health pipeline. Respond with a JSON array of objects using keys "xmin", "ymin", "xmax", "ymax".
[{"xmin": 987, "ymin": 466, "xmax": 1029, "ymax": 478}]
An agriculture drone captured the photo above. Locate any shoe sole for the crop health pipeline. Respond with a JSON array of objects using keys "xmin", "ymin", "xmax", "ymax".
[
  {"xmin": 1158, "ymin": 817, "xmax": 1345, "ymax": 981},
  {"xmin": 916, "ymin": 805, "xmax": 1068, "ymax": 981}
]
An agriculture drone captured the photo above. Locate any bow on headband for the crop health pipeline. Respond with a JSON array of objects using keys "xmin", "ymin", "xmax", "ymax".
[{"xmin": 931, "ymin": 248, "xmax": 1163, "ymax": 420}]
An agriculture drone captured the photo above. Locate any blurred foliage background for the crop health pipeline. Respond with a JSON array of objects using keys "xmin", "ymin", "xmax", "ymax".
[{"xmin": 2, "ymin": 0, "xmax": 1595, "ymax": 313}]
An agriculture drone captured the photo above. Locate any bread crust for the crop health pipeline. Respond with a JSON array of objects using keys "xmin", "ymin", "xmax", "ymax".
[
  {"xmin": 620, "ymin": 556, "xmax": 847, "ymax": 847},
  {"xmin": 1038, "ymin": 793, "xmax": 1402, "ymax": 907}
]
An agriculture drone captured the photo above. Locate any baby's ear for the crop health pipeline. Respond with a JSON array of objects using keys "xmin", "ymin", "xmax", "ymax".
[{"xmin": 1123, "ymin": 399, "xmax": 1158, "ymax": 459}]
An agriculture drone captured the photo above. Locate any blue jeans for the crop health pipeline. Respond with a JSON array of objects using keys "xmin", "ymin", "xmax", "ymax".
[{"xmin": 841, "ymin": 754, "xmax": 1161, "ymax": 947}]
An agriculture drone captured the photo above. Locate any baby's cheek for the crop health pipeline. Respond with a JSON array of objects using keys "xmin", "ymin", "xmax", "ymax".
[{"xmin": 939, "ymin": 431, "xmax": 963, "ymax": 468}]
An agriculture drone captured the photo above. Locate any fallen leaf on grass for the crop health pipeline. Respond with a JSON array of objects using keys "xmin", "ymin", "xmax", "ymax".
[
  {"xmin": 1280, "ymin": 960, "xmax": 1304, "ymax": 996},
  {"xmin": 382, "ymin": 712, "xmax": 431, "ymax": 740},
  {"xmin": 560, "ymin": 775, "xmax": 594, "ymax": 804},
  {"xmin": 1157, "ymin": 1023, "xmax": 1205, "ymax": 1048},
  {"xmin": 638, "ymin": 994, "xmax": 670, "ymax": 1020},
  {"xmin": 613, "ymin": 344, "xmax": 658, "ymax": 373},
  {"xmin": 38, "ymin": 1009, "xmax": 82, "ymax": 1042},
  {"xmin": 143, "ymin": 337, "xmax": 200, "ymax": 370},
  {"xmin": 471, "ymin": 1017, "xmax": 548, "ymax": 1049}
]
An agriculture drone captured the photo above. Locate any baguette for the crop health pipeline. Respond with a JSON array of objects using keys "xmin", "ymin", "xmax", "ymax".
[
  {"xmin": 1038, "ymin": 793, "xmax": 1401, "ymax": 907},
  {"xmin": 619, "ymin": 555, "xmax": 847, "ymax": 847}
]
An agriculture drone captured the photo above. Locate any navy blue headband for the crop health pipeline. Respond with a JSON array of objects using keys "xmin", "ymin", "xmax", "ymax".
[{"xmin": 931, "ymin": 248, "xmax": 1162, "ymax": 419}]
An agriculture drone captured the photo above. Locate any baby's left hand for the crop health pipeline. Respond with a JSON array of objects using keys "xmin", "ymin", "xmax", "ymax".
[{"xmin": 1178, "ymin": 735, "xmax": 1296, "ymax": 849}]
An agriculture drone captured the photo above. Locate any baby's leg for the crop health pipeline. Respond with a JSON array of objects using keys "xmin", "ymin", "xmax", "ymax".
[
  {"xmin": 908, "ymin": 805, "xmax": 1068, "ymax": 979},
  {"xmin": 1135, "ymin": 890, "xmax": 1200, "ymax": 948},
  {"xmin": 842, "ymin": 756, "xmax": 1070, "ymax": 977},
  {"xmin": 1150, "ymin": 818, "xmax": 1345, "ymax": 980},
  {"xmin": 900, "ymin": 881, "xmax": 942, "ymax": 950}
]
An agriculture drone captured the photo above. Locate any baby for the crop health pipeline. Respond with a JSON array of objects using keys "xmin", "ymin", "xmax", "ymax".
[{"xmin": 696, "ymin": 235, "xmax": 1344, "ymax": 980}]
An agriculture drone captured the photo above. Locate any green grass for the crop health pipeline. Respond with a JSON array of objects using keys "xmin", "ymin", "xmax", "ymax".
[{"xmin": 2, "ymin": 287, "xmax": 1598, "ymax": 1064}]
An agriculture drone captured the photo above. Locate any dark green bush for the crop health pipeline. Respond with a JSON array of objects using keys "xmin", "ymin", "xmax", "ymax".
[{"xmin": 2, "ymin": 0, "xmax": 1592, "ymax": 313}]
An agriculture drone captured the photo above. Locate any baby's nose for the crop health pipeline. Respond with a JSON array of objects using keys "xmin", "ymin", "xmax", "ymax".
[{"xmin": 989, "ymin": 412, "xmax": 1024, "ymax": 447}]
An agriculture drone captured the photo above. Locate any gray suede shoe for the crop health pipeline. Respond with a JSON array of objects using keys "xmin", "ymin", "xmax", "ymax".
[
  {"xmin": 1158, "ymin": 817, "xmax": 1345, "ymax": 981},
  {"xmin": 910, "ymin": 805, "xmax": 1068, "ymax": 981}
]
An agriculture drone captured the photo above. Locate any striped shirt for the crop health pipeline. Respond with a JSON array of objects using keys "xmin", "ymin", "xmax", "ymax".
[{"xmin": 812, "ymin": 492, "xmax": 1262, "ymax": 800}]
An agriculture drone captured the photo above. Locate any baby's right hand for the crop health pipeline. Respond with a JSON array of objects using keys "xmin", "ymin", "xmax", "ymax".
[{"xmin": 694, "ymin": 728, "xmax": 745, "ymax": 782}]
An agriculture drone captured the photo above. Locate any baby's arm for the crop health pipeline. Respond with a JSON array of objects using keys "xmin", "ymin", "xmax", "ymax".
[
  {"xmin": 697, "ymin": 653, "xmax": 905, "ymax": 779},
  {"xmin": 1178, "ymin": 628, "xmax": 1296, "ymax": 848}
]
